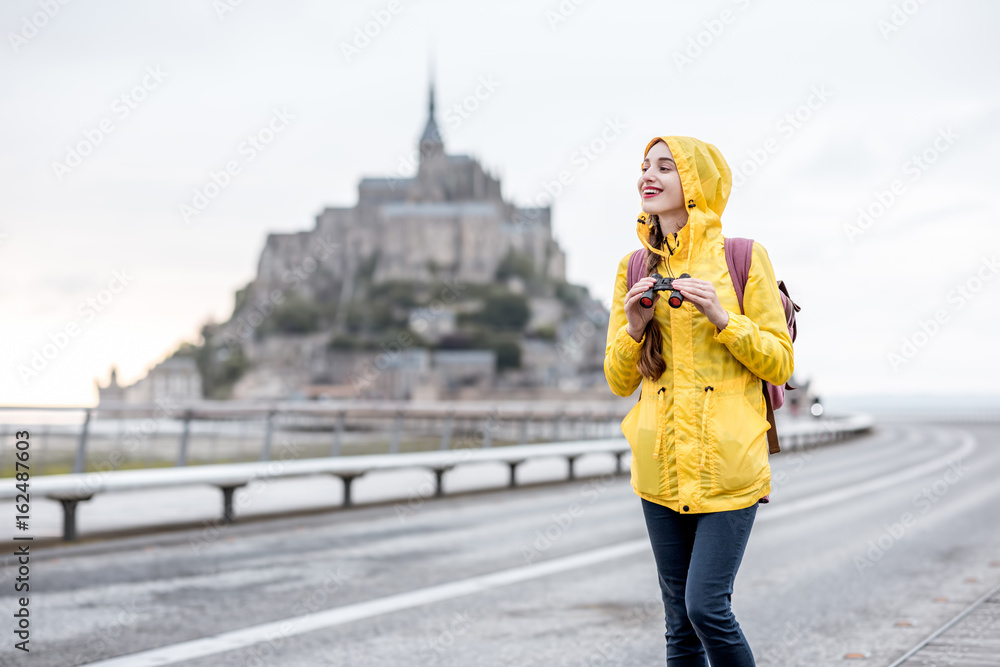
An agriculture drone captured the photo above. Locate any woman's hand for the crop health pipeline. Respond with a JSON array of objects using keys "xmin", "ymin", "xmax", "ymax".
[
  {"xmin": 624, "ymin": 276, "xmax": 658, "ymax": 341},
  {"xmin": 670, "ymin": 277, "xmax": 730, "ymax": 331}
]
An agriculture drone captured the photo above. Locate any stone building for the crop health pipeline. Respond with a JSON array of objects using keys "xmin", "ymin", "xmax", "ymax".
[
  {"xmin": 96, "ymin": 357, "xmax": 203, "ymax": 411},
  {"xmin": 217, "ymin": 80, "xmax": 608, "ymax": 401}
]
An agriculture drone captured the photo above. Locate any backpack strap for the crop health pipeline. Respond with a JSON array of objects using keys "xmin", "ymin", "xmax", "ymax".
[
  {"xmin": 723, "ymin": 237, "xmax": 754, "ymax": 315},
  {"xmin": 724, "ymin": 237, "xmax": 781, "ymax": 456},
  {"xmin": 625, "ymin": 248, "xmax": 647, "ymax": 403},
  {"xmin": 626, "ymin": 248, "xmax": 646, "ymax": 291}
]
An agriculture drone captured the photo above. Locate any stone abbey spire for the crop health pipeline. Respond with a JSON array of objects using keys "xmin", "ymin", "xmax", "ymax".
[{"xmin": 419, "ymin": 79, "xmax": 444, "ymax": 163}]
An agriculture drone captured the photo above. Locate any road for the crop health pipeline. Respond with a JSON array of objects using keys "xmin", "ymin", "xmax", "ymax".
[{"xmin": 1, "ymin": 419, "xmax": 998, "ymax": 666}]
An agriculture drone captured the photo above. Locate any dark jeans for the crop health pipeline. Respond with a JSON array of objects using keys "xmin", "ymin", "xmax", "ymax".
[{"xmin": 641, "ymin": 498, "xmax": 758, "ymax": 666}]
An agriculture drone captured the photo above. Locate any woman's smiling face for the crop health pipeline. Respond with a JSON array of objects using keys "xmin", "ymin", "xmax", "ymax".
[{"xmin": 638, "ymin": 140, "xmax": 686, "ymax": 219}]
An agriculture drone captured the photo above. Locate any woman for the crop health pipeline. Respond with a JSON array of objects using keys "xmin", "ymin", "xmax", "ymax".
[{"xmin": 604, "ymin": 135, "xmax": 793, "ymax": 665}]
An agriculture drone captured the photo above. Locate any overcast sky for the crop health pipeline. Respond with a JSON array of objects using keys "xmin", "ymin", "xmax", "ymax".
[{"xmin": 2, "ymin": 0, "xmax": 998, "ymax": 406}]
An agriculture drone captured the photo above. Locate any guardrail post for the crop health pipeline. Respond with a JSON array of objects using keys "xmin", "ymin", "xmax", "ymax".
[
  {"xmin": 176, "ymin": 410, "xmax": 193, "ymax": 467},
  {"xmin": 566, "ymin": 454, "xmax": 580, "ymax": 480},
  {"xmin": 73, "ymin": 409, "xmax": 92, "ymax": 474},
  {"xmin": 390, "ymin": 410, "xmax": 403, "ymax": 454},
  {"xmin": 439, "ymin": 412, "xmax": 454, "ymax": 451},
  {"xmin": 61, "ymin": 499, "xmax": 80, "ymax": 541},
  {"xmin": 218, "ymin": 484, "xmax": 246, "ymax": 524},
  {"xmin": 52, "ymin": 495, "xmax": 92, "ymax": 541},
  {"xmin": 507, "ymin": 460, "xmax": 524, "ymax": 487},
  {"xmin": 615, "ymin": 450, "xmax": 628, "ymax": 474},
  {"xmin": 261, "ymin": 410, "xmax": 276, "ymax": 461},
  {"xmin": 331, "ymin": 411, "xmax": 345, "ymax": 457},
  {"xmin": 336, "ymin": 473, "xmax": 364, "ymax": 507},
  {"xmin": 431, "ymin": 467, "xmax": 452, "ymax": 497}
]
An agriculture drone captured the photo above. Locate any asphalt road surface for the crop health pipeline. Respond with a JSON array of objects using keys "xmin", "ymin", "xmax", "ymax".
[{"xmin": 1, "ymin": 419, "xmax": 998, "ymax": 666}]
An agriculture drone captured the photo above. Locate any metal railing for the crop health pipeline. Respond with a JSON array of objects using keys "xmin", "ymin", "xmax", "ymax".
[
  {"xmin": 0, "ymin": 401, "xmax": 873, "ymax": 478},
  {"xmin": 0, "ymin": 401, "xmax": 876, "ymax": 542},
  {"xmin": 0, "ymin": 400, "xmax": 636, "ymax": 478}
]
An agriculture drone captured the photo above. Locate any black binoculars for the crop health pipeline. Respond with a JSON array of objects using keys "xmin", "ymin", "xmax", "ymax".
[{"xmin": 640, "ymin": 272, "xmax": 691, "ymax": 309}]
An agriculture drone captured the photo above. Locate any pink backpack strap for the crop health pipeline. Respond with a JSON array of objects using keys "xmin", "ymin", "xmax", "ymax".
[
  {"xmin": 626, "ymin": 248, "xmax": 646, "ymax": 291},
  {"xmin": 723, "ymin": 237, "xmax": 754, "ymax": 315}
]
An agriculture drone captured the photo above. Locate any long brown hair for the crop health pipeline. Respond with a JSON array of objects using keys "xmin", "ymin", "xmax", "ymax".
[{"xmin": 638, "ymin": 214, "xmax": 667, "ymax": 381}]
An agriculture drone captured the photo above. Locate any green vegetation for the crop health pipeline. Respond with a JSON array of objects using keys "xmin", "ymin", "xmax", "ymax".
[
  {"xmin": 232, "ymin": 281, "xmax": 253, "ymax": 317},
  {"xmin": 554, "ymin": 280, "xmax": 589, "ymax": 308},
  {"xmin": 489, "ymin": 334, "xmax": 521, "ymax": 370},
  {"xmin": 495, "ymin": 248, "xmax": 535, "ymax": 282},
  {"xmin": 266, "ymin": 293, "xmax": 324, "ymax": 334},
  {"xmin": 459, "ymin": 292, "xmax": 530, "ymax": 330},
  {"xmin": 172, "ymin": 324, "xmax": 248, "ymax": 399},
  {"xmin": 530, "ymin": 323, "xmax": 558, "ymax": 340}
]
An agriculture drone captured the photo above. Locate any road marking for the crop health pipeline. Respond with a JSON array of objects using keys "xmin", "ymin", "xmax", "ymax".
[{"xmin": 82, "ymin": 430, "xmax": 977, "ymax": 666}]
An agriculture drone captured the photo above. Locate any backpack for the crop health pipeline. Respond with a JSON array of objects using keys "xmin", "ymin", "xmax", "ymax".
[{"xmin": 625, "ymin": 238, "xmax": 800, "ymax": 459}]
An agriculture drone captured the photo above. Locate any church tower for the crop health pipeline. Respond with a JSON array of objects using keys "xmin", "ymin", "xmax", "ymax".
[{"xmin": 418, "ymin": 80, "xmax": 445, "ymax": 164}]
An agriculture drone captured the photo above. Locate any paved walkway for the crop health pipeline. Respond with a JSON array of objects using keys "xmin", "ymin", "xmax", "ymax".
[{"xmin": 895, "ymin": 583, "xmax": 1000, "ymax": 666}]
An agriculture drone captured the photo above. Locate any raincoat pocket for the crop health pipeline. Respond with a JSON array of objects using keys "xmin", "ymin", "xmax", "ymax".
[
  {"xmin": 706, "ymin": 392, "xmax": 771, "ymax": 494},
  {"xmin": 620, "ymin": 393, "xmax": 665, "ymax": 494}
]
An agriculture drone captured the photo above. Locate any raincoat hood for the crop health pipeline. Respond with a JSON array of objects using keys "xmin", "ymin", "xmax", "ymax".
[{"xmin": 636, "ymin": 136, "xmax": 732, "ymax": 267}]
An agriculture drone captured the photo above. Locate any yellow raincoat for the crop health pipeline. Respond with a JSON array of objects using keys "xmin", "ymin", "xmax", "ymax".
[{"xmin": 605, "ymin": 136, "xmax": 794, "ymax": 514}]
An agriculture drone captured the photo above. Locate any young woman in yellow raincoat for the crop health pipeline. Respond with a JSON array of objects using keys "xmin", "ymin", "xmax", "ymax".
[{"xmin": 604, "ymin": 135, "xmax": 793, "ymax": 665}]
